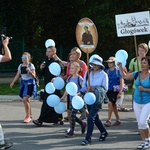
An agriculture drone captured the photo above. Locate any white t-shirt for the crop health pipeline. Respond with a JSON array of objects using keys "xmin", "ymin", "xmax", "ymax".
[
  {"xmin": 0, "ymin": 55, "xmax": 2, "ymax": 62},
  {"xmin": 18, "ymin": 63, "xmax": 35, "ymax": 80}
]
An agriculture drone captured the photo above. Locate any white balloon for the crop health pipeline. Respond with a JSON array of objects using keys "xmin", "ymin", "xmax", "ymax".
[
  {"xmin": 72, "ymin": 96, "xmax": 84, "ymax": 110},
  {"xmin": 148, "ymin": 40, "xmax": 150, "ymax": 49},
  {"xmin": 45, "ymin": 39, "xmax": 55, "ymax": 48},
  {"xmin": 46, "ymin": 94, "xmax": 60, "ymax": 107},
  {"xmin": 66, "ymin": 82, "xmax": 78, "ymax": 96},
  {"xmin": 53, "ymin": 77, "xmax": 65, "ymax": 90},
  {"xmin": 84, "ymin": 92, "xmax": 96, "ymax": 105},
  {"xmin": 49, "ymin": 62, "xmax": 61, "ymax": 76},
  {"xmin": 45, "ymin": 82, "xmax": 55, "ymax": 94},
  {"xmin": 54, "ymin": 102, "xmax": 66, "ymax": 114}
]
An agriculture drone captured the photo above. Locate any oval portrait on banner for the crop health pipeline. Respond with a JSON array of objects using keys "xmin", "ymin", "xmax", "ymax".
[{"xmin": 76, "ymin": 18, "xmax": 98, "ymax": 53}]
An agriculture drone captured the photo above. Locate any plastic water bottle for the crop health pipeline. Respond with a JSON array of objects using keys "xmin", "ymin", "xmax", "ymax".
[{"xmin": 0, "ymin": 124, "xmax": 4, "ymax": 145}]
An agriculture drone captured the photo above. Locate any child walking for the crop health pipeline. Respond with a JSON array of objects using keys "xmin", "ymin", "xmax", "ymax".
[
  {"xmin": 10, "ymin": 52, "xmax": 37, "ymax": 123},
  {"xmin": 61, "ymin": 62, "xmax": 86, "ymax": 137}
]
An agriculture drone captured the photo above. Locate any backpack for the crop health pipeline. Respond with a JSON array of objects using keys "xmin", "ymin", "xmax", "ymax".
[
  {"xmin": 134, "ymin": 71, "xmax": 140, "ymax": 80},
  {"xmin": 67, "ymin": 75, "xmax": 82, "ymax": 89},
  {"xmin": 132, "ymin": 57, "xmax": 137, "ymax": 71},
  {"xmin": 106, "ymin": 68, "xmax": 119, "ymax": 79},
  {"xmin": 28, "ymin": 63, "xmax": 39, "ymax": 87}
]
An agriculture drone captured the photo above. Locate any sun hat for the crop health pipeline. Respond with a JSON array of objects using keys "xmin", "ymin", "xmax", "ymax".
[
  {"xmin": 89, "ymin": 57, "xmax": 104, "ymax": 69},
  {"xmin": 105, "ymin": 56, "xmax": 115, "ymax": 63}
]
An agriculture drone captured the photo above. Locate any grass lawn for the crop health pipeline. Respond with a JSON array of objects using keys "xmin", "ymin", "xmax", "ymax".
[
  {"xmin": 0, "ymin": 81, "xmax": 44, "ymax": 95},
  {"xmin": 0, "ymin": 81, "xmax": 132, "ymax": 95}
]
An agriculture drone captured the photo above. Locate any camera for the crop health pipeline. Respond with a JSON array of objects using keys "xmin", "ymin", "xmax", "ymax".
[
  {"xmin": 1, "ymin": 27, "xmax": 13, "ymax": 40},
  {"xmin": 0, "ymin": 27, "xmax": 13, "ymax": 50}
]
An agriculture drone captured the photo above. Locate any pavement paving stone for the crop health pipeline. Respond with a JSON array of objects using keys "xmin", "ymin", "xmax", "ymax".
[{"xmin": 0, "ymin": 100, "xmax": 144, "ymax": 150}]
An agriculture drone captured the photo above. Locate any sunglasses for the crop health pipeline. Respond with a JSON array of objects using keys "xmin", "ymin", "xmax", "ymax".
[{"xmin": 21, "ymin": 56, "xmax": 28, "ymax": 60}]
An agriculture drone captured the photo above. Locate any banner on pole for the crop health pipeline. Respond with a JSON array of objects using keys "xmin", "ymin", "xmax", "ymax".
[
  {"xmin": 76, "ymin": 18, "xmax": 98, "ymax": 53},
  {"xmin": 115, "ymin": 11, "xmax": 150, "ymax": 37}
]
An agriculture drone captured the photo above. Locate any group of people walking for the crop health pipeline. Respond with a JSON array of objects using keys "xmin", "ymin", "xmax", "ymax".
[{"xmin": 1, "ymin": 37, "xmax": 149, "ymax": 149}]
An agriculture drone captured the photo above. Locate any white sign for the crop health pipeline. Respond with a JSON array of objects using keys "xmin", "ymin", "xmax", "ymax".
[{"xmin": 115, "ymin": 11, "xmax": 150, "ymax": 37}]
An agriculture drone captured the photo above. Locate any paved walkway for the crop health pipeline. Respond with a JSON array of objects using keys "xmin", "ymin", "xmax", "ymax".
[{"xmin": 0, "ymin": 100, "xmax": 144, "ymax": 150}]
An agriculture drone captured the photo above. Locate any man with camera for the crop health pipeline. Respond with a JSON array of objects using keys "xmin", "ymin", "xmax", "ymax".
[{"xmin": 0, "ymin": 37, "xmax": 13, "ymax": 149}]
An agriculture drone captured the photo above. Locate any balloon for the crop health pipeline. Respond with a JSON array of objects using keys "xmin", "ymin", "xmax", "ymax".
[
  {"xmin": 115, "ymin": 59, "xmax": 127, "ymax": 68},
  {"xmin": 115, "ymin": 49, "xmax": 128, "ymax": 60},
  {"xmin": 46, "ymin": 94, "xmax": 60, "ymax": 107},
  {"xmin": 72, "ymin": 96, "xmax": 84, "ymax": 110},
  {"xmin": 53, "ymin": 77, "xmax": 65, "ymax": 90},
  {"xmin": 84, "ymin": 92, "xmax": 96, "ymax": 105},
  {"xmin": 66, "ymin": 82, "xmax": 78, "ymax": 96},
  {"xmin": 45, "ymin": 82, "xmax": 55, "ymax": 94},
  {"xmin": 49, "ymin": 62, "xmax": 61, "ymax": 76},
  {"xmin": 54, "ymin": 102, "xmax": 66, "ymax": 114},
  {"xmin": 45, "ymin": 39, "xmax": 55, "ymax": 48},
  {"xmin": 148, "ymin": 40, "xmax": 150, "ymax": 49}
]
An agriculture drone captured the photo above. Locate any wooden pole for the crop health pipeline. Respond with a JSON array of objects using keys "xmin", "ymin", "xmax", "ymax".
[{"xmin": 86, "ymin": 49, "xmax": 90, "ymax": 87}]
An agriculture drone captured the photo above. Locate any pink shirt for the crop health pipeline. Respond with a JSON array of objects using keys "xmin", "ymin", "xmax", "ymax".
[{"xmin": 65, "ymin": 60, "xmax": 87, "ymax": 79}]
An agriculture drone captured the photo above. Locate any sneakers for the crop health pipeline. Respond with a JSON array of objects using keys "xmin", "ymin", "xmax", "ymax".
[
  {"xmin": 104, "ymin": 120, "xmax": 112, "ymax": 127},
  {"xmin": 113, "ymin": 120, "xmax": 122, "ymax": 126},
  {"xmin": 137, "ymin": 140, "xmax": 149, "ymax": 149},
  {"xmin": 33, "ymin": 119, "xmax": 43, "ymax": 127},
  {"xmin": 81, "ymin": 139, "xmax": 91, "ymax": 146},
  {"xmin": 81, "ymin": 122, "xmax": 87, "ymax": 134},
  {"xmin": 0, "ymin": 141, "xmax": 13, "ymax": 149},
  {"xmin": 99, "ymin": 132, "xmax": 108, "ymax": 141},
  {"xmin": 143, "ymin": 139, "xmax": 149, "ymax": 149},
  {"xmin": 137, "ymin": 142, "xmax": 145, "ymax": 149},
  {"xmin": 24, "ymin": 116, "xmax": 32, "ymax": 123},
  {"xmin": 65, "ymin": 131, "xmax": 75, "ymax": 138},
  {"xmin": 65, "ymin": 128, "xmax": 71, "ymax": 133}
]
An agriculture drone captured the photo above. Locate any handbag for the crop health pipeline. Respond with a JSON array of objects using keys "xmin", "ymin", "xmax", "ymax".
[
  {"xmin": 116, "ymin": 93, "xmax": 124, "ymax": 106},
  {"xmin": 113, "ymin": 85, "xmax": 128, "ymax": 92}
]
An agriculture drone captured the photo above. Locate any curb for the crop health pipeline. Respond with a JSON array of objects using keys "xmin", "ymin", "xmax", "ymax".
[
  {"xmin": 0, "ymin": 95, "xmax": 132, "ymax": 102},
  {"xmin": 0, "ymin": 95, "xmax": 40, "ymax": 101}
]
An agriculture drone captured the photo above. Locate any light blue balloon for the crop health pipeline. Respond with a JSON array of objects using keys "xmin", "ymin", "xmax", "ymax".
[
  {"xmin": 66, "ymin": 82, "xmax": 78, "ymax": 96},
  {"xmin": 54, "ymin": 102, "xmax": 66, "ymax": 114},
  {"xmin": 53, "ymin": 77, "xmax": 65, "ymax": 90},
  {"xmin": 115, "ymin": 59, "xmax": 127, "ymax": 68},
  {"xmin": 45, "ymin": 82, "xmax": 55, "ymax": 94},
  {"xmin": 45, "ymin": 39, "xmax": 55, "ymax": 48},
  {"xmin": 46, "ymin": 94, "xmax": 60, "ymax": 107},
  {"xmin": 49, "ymin": 62, "xmax": 61, "ymax": 76},
  {"xmin": 84, "ymin": 92, "xmax": 96, "ymax": 105},
  {"xmin": 115, "ymin": 49, "xmax": 128, "ymax": 60},
  {"xmin": 72, "ymin": 96, "xmax": 84, "ymax": 110},
  {"xmin": 115, "ymin": 53, "xmax": 125, "ymax": 62}
]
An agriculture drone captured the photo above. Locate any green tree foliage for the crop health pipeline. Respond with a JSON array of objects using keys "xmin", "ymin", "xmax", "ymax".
[{"xmin": 0, "ymin": 0, "xmax": 150, "ymax": 70}]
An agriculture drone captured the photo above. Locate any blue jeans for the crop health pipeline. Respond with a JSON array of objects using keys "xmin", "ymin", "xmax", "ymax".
[{"xmin": 85, "ymin": 104, "xmax": 107, "ymax": 141}]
